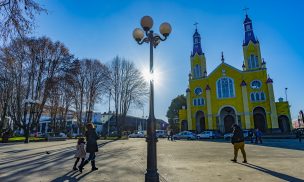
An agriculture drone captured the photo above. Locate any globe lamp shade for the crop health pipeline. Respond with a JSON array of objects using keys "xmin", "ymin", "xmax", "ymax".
[
  {"xmin": 141, "ymin": 16, "xmax": 153, "ymax": 31},
  {"xmin": 159, "ymin": 22, "xmax": 172, "ymax": 37},
  {"xmin": 133, "ymin": 28, "xmax": 144, "ymax": 42}
]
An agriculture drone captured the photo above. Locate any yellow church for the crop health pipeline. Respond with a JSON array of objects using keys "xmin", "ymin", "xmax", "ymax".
[{"xmin": 178, "ymin": 14, "xmax": 291, "ymax": 134}]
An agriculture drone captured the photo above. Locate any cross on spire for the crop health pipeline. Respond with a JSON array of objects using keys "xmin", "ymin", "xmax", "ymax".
[
  {"xmin": 243, "ymin": 7, "xmax": 249, "ymax": 15},
  {"xmin": 194, "ymin": 22, "xmax": 198, "ymax": 30}
]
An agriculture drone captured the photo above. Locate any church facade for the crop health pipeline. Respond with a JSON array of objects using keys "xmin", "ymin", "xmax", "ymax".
[{"xmin": 178, "ymin": 14, "xmax": 291, "ymax": 134}]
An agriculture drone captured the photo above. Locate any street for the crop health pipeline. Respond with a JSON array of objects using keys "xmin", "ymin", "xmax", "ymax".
[{"xmin": 0, "ymin": 138, "xmax": 303, "ymax": 182}]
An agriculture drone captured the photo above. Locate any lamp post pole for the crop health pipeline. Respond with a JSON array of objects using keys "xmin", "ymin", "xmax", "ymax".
[
  {"xmin": 300, "ymin": 110, "xmax": 304, "ymax": 128},
  {"xmin": 108, "ymin": 89, "xmax": 111, "ymax": 137},
  {"xmin": 133, "ymin": 16, "xmax": 172, "ymax": 182},
  {"xmin": 285, "ymin": 87, "xmax": 288, "ymax": 101}
]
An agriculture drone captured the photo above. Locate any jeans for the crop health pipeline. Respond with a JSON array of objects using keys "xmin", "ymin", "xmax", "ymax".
[{"xmin": 87, "ymin": 152, "xmax": 96, "ymax": 161}]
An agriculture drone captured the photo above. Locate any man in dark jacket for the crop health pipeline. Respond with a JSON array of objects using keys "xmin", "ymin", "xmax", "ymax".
[
  {"xmin": 79, "ymin": 123, "xmax": 99, "ymax": 172},
  {"xmin": 231, "ymin": 124, "xmax": 247, "ymax": 163},
  {"xmin": 296, "ymin": 129, "xmax": 302, "ymax": 143}
]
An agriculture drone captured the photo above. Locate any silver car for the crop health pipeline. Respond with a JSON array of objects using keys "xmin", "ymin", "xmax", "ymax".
[{"xmin": 173, "ymin": 131, "xmax": 196, "ymax": 140}]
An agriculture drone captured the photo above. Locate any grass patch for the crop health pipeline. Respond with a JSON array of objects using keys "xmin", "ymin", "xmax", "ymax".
[
  {"xmin": 0, "ymin": 136, "xmax": 46, "ymax": 142},
  {"xmin": 99, "ymin": 136, "xmax": 128, "ymax": 140}
]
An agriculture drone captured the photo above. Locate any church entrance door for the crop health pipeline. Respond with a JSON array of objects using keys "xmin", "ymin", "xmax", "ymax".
[
  {"xmin": 195, "ymin": 111, "xmax": 205, "ymax": 133},
  {"xmin": 253, "ymin": 107, "xmax": 267, "ymax": 132},
  {"xmin": 219, "ymin": 106, "xmax": 236, "ymax": 133},
  {"xmin": 224, "ymin": 115, "xmax": 235, "ymax": 133},
  {"xmin": 278, "ymin": 115, "xmax": 290, "ymax": 133}
]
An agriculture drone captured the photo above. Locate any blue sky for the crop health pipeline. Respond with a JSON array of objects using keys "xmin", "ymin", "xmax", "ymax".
[{"xmin": 35, "ymin": 0, "xmax": 304, "ymax": 121}]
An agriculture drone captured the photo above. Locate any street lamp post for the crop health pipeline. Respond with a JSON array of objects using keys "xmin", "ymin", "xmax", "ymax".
[{"xmin": 133, "ymin": 16, "xmax": 172, "ymax": 182}]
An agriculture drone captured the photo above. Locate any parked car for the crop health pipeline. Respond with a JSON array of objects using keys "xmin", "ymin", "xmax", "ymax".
[
  {"xmin": 173, "ymin": 131, "xmax": 196, "ymax": 140},
  {"xmin": 197, "ymin": 131, "xmax": 221, "ymax": 139},
  {"xmin": 224, "ymin": 130, "xmax": 249, "ymax": 140},
  {"xmin": 128, "ymin": 131, "xmax": 145, "ymax": 138},
  {"xmin": 243, "ymin": 130, "xmax": 249, "ymax": 138},
  {"xmin": 108, "ymin": 131, "xmax": 118, "ymax": 137},
  {"xmin": 224, "ymin": 133, "xmax": 233, "ymax": 140},
  {"xmin": 59, "ymin": 132, "xmax": 67, "ymax": 137},
  {"xmin": 156, "ymin": 130, "xmax": 167, "ymax": 138}
]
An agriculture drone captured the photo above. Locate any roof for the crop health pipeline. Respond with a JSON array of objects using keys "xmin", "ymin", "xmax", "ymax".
[{"xmin": 207, "ymin": 62, "xmax": 242, "ymax": 78}]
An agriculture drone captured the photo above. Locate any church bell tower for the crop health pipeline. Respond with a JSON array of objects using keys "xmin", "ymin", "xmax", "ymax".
[
  {"xmin": 190, "ymin": 26, "xmax": 207, "ymax": 79},
  {"xmin": 242, "ymin": 14, "xmax": 264, "ymax": 71}
]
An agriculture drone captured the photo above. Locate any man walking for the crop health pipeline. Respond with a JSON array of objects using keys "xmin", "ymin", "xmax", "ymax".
[
  {"xmin": 170, "ymin": 129, "xmax": 174, "ymax": 141},
  {"xmin": 296, "ymin": 129, "xmax": 302, "ymax": 143},
  {"xmin": 231, "ymin": 124, "xmax": 247, "ymax": 163}
]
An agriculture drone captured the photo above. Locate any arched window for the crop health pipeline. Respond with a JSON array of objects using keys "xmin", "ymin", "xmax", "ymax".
[
  {"xmin": 193, "ymin": 98, "xmax": 205, "ymax": 106},
  {"xmin": 200, "ymin": 98, "xmax": 204, "ymax": 105},
  {"xmin": 193, "ymin": 99, "xmax": 197, "ymax": 106},
  {"xmin": 251, "ymin": 80, "xmax": 262, "ymax": 89},
  {"xmin": 217, "ymin": 77, "xmax": 235, "ymax": 98},
  {"xmin": 256, "ymin": 93, "xmax": 260, "ymax": 101},
  {"xmin": 251, "ymin": 93, "xmax": 255, "ymax": 101},
  {"xmin": 248, "ymin": 54, "xmax": 259, "ymax": 69},
  {"xmin": 193, "ymin": 64, "xmax": 202, "ymax": 78},
  {"xmin": 261, "ymin": 92, "xmax": 265, "ymax": 100}
]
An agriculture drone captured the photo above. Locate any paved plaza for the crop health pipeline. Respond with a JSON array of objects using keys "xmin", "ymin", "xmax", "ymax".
[{"xmin": 0, "ymin": 138, "xmax": 303, "ymax": 182}]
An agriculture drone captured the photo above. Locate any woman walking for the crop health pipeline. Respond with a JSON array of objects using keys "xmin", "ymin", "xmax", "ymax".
[
  {"xmin": 73, "ymin": 138, "xmax": 86, "ymax": 170},
  {"xmin": 79, "ymin": 123, "xmax": 99, "ymax": 172}
]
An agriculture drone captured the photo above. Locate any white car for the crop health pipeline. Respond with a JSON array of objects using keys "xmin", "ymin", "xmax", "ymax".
[
  {"xmin": 59, "ymin": 132, "xmax": 67, "ymax": 137},
  {"xmin": 197, "ymin": 131, "xmax": 219, "ymax": 139},
  {"xmin": 224, "ymin": 133, "xmax": 233, "ymax": 140},
  {"xmin": 128, "ymin": 131, "xmax": 145, "ymax": 138},
  {"xmin": 224, "ymin": 130, "xmax": 249, "ymax": 140},
  {"xmin": 173, "ymin": 131, "xmax": 196, "ymax": 140},
  {"xmin": 156, "ymin": 130, "xmax": 167, "ymax": 138}
]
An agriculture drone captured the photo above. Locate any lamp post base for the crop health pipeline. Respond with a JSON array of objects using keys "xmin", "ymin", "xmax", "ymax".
[{"xmin": 145, "ymin": 170, "xmax": 159, "ymax": 182}]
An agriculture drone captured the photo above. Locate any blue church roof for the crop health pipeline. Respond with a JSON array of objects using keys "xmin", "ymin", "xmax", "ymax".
[
  {"xmin": 191, "ymin": 29, "xmax": 203, "ymax": 57},
  {"xmin": 243, "ymin": 14, "xmax": 251, "ymax": 23},
  {"xmin": 243, "ymin": 14, "xmax": 258, "ymax": 46}
]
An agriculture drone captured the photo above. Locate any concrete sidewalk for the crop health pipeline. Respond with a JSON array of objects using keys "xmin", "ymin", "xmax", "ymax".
[{"xmin": 0, "ymin": 139, "xmax": 303, "ymax": 182}]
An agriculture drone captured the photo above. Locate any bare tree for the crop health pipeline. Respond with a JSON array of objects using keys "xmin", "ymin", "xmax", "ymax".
[
  {"xmin": 0, "ymin": 36, "xmax": 73, "ymax": 143},
  {"xmin": 83, "ymin": 59, "xmax": 110, "ymax": 123},
  {"xmin": 0, "ymin": 0, "xmax": 46, "ymax": 40},
  {"xmin": 109, "ymin": 56, "xmax": 148, "ymax": 137},
  {"xmin": 66, "ymin": 59, "xmax": 110, "ymax": 134}
]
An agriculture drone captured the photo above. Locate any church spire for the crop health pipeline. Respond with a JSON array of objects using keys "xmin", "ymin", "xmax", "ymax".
[
  {"xmin": 191, "ymin": 23, "xmax": 203, "ymax": 57},
  {"xmin": 243, "ymin": 13, "xmax": 258, "ymax": 46}
]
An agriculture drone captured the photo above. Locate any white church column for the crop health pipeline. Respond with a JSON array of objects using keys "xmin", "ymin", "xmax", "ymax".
[
  {"xmin": 267, "ymin": 78, "xmax": 278, "ymax": 129},
  {"xmin": 241, "ymin": 80, "xmax": 251, "ymax": 129},
  {"xmin": 186, "ymin": 88, "xmax": 193, "ymax": 130},
  {"xmin": 206, "ymin": 85, "xmax": 213, "ymax": 129}
]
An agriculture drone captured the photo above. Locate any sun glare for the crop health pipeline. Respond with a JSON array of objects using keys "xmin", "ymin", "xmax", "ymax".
[{"xmin": 141, "ymin": 66, "xmax": 163, "ymax": 87}]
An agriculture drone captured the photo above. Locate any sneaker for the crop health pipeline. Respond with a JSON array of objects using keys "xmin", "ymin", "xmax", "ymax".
[
  {"xmin": 73, "ymin": 167, "xmax": 78, "ymax": 171},
  {"xmin": 242, "ymin": 160, "xmax": 247, "ymax": 163},
  {"xmin": 230, "ymin": 159, "xmax": 237, "ymax": 163}
]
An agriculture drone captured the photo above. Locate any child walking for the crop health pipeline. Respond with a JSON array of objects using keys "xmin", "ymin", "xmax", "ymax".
[{"xmin": 73, "ymin": 137, "xmax": 86, "ymax": 170}]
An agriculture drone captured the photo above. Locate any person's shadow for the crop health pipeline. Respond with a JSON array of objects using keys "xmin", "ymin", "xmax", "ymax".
[
  {"xmin": 239, "ymin": 163, "xmax": 304, "ymax": 182},
  {"xmin": 50, "ymin": 170, "xmax": 93, "ymax": 182}
]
